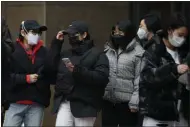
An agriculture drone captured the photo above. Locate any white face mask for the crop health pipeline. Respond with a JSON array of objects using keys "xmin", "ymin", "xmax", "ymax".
[
  {"xmin": 26, "ymin": 33, "xmax": 40, "ymax": 45},
  {"xmin": 137, "ymin": 28, "xmax": 148, "ymax": 39},
  {"xmin": 169, "ymin": 33, "xmax": 185, "ymax": 47}
]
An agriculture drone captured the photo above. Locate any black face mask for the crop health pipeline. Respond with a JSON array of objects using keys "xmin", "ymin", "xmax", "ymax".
[
  {"xmin": 68, "ymin": 36, "xmax": 83, "ymax": 46},
  {"xmin": 112, "ymin": 35, "xmax": 132, "ymax": 49}
]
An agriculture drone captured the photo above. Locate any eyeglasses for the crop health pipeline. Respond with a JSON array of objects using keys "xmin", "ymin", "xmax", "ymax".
[{"xmin": 112, "ymin": 30, "xmax": 125, "ymax": 36}]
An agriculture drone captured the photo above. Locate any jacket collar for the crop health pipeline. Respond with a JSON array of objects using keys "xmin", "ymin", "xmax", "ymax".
[
  {"xmin": 16, "ymin": 38, "xmax": 43, "ymax": 54},
  {"xmin": 104, "ymin": 38, "xmax": 137, "ymax": 53},
  {"xmin": 11, "ymin": 39, "xmax": 44, "ymax": 72}
]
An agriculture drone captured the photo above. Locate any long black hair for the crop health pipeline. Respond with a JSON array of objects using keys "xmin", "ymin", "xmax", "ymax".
[{"xmin": 162, "ymin": 12, "xmax": 188, "ymax": 39}]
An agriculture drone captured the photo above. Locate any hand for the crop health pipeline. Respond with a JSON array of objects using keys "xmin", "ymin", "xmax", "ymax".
[
  {"xmin": 130, "ymin": 108, "xmax": 138, "ymax": 113},
  {"xmin": 56, "ymin": 31, "xmax": 64, "ymax": 41},
  {"xmin": 66, "ymin": 62, "xmax": 74, "ymax": 72},
  {"xmin": 177, "ymin": 64, "xmax": 189, "ymax": 74},
  {"xmin": 29, "ymin": 74, "xmax": 38, "ymax": 83}
]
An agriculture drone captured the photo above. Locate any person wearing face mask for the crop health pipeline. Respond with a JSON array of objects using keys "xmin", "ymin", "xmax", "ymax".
[
  {"xmin": 102, "ymin": 20, "xmax": 145, "ymax": 127},
  {"xmin": 136, "ymin": 14, "xmax": 161, "ymax": 41},
  {"xmin": 3, "ymin": 20, "xmax": 57, "ymax": 126},
  {"xmin": 50, "ymin": 20, "xmax": 109, "ymax": 127},
  {"xmin": 139, "ymin": 13, "xmax": 189, "ymax": 126},
  {"xmin": 136, "ymin": 14, "xmax": 165, "ymax": 62}
]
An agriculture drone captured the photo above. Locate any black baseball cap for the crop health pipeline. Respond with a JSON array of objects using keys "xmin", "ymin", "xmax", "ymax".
[
  {"xmin": 64, "ymin": 20, "xmax": 88, "ymax": 35},
  {"xmin": 20, "ymin": 20, "xmax": 47, "ymax": 32}
]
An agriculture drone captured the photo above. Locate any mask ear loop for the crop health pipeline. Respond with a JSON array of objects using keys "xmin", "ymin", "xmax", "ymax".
[{"xmin": 21, "ymin": 21, "xmax": 28, "ymax": 34}]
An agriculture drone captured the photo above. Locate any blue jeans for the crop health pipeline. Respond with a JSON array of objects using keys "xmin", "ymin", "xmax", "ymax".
[{"xmin": 3, "ymin": 103, "xmax": 44, "ymax": 127}]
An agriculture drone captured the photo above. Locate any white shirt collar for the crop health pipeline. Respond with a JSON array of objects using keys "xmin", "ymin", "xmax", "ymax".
[{"xmin": 166, "ymin": 47, "xmax": 180, "ymax": 64}]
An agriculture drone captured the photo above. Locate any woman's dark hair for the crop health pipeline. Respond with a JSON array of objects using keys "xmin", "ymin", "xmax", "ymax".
[
  {"xmin": 162, "ymin": 12, "xmax": 188, "ymax": 39},
  {"xmin": 141, "ymin": 14, "xmax": 162, "ymax": 34}
]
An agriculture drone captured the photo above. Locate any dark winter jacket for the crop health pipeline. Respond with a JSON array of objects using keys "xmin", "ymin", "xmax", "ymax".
[
  {"xmin": 52, "ymin": 39, "xmax": 109, "ymax": 117},
  {"xmin": 6, "ymin": 39, "xmax": 59, "ymax": 107},
  {"xmin": 139, "ymin": 35, "xmax": 182, "ymax": 121}
]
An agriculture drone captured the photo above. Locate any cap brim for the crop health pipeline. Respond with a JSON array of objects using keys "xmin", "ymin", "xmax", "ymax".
[
  {"xmin": 63, "ymin": 27, "xmax": 78, "ymax": 35},
  {"xmin": 33, "ymin": 25, "xmax": 47, "ymax": 31},
  {"xmin": 39, "ymin": 26, "xmax": 47, "ymax": 31}
]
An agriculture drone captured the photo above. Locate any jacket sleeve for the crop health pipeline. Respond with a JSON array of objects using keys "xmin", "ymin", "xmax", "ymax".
[
  {"xmin": 10, "ymin": 73, "xmax": 27, "ymax": 85},
  {"xmin": 141, "ymin": 53, "xmax": 178, "ymax": 89},
  {"xmin": 72, "ymin": 53, "xmax": 109, "ymax": 86},
  {"xmin": 42, "ymin": 37, "xmax": 64, "ymax": 84},
  {"xmin": 129, "ymin": 55, "xmax": 144, "ymax": 110}
]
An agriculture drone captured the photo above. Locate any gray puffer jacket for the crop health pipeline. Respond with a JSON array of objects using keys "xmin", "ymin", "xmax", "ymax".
[{"xmin": 104, "ymin": 38, "xmax": 145, "ymax": 109}]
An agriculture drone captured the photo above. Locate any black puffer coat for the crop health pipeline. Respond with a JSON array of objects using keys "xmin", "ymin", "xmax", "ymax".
[{"xmin": 139, "ymin": 35, "xmax": 183, "ymax": 121}]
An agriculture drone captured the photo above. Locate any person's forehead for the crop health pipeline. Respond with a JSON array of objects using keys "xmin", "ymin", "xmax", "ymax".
[
  {"xmin": 175, "ymin": 27, "xmax": 188, "ymax": 35},
  {"xmin": 176, "ymin": 27, "xmax": 188, "ymax": 32}
]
